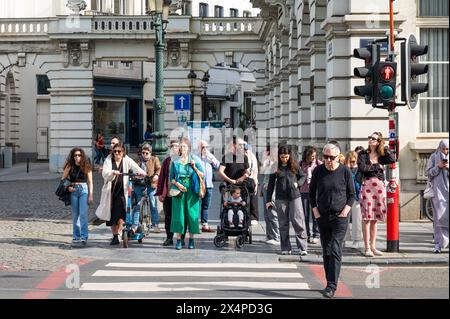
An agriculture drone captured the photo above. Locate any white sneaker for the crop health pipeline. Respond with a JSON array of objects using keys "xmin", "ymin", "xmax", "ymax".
[
  {"xmin": 250, "ymin": 220, "xmax": 258, "ymax": 226},
  {"xmin": 229, "ymin": 222, "xmax": 235, "ymax": 228},
  {"xmin": 266, "ymin": 239, "xmax": 280, "ymax": 246},
  {"xmin": 300, "ymin": 250, "xmax": 308, "ymax": 256}
]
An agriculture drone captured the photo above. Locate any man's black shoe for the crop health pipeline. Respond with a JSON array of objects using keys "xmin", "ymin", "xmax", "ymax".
[
  {"xmin": 162, "ymin": 238, "xmax": 173, "ymax": 246},
  {"xmin": 322, "ymin": 287, "xmax": 335, "ymax": 298}
]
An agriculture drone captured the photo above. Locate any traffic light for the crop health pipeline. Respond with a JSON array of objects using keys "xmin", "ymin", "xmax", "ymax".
[
  {"xmin": 375, "ymin": 61, "xmax": 397, "ymax": 109},
  {"xmin": 401, "ymin": 34, "xmax": 429, "ymax": 109},
  {"xmin": 353, "ymin": 44, "xmax": 380, "ymax": 106}
]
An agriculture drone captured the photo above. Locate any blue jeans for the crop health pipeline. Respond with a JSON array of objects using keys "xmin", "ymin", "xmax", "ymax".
[
  {"xmin": 200, "ymin": 188, "xmax": 213, "ymax": 224},
  {"xmin": 301, "ymin": 192, "xmax": 320, "ymax": 239},
  {"xmin": 94, "ymin": 148, "xmax": 105, "ymax": 164},
  {"xmin": 133, "ymin": 185, "xmax": 158, "ymax": 226},
  {"xmin": 70, "ymin": 183, "xmax": 89, "ymax": 241}
]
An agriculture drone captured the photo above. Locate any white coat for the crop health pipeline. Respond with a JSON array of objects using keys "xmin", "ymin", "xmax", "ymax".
[{"xmin": 95, "ymin": 155, "xmax": 146, "ymax": 221}]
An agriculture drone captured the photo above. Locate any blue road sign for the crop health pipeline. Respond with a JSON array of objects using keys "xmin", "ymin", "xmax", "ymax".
[{"xmin": 174, "ymin": 94, "xmax": 191, "ymax": 111}]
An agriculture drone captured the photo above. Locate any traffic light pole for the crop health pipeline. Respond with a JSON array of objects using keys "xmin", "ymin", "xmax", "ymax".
[{"xmin": 386, "ymin": 0, "xmax": 400, "ymax": 253}]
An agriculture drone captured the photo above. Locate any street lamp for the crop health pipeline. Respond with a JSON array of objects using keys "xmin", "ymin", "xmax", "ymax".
[
  {"xmin": 187, "ymin": 69, "xmax": 197, "ymax": 122},
  {"xmin": 147, "ymin": 0, "xmax": 171, "ymax": 159},
  {"xmin": 201, "ymin": 71, "xmax": 210, "ymax": 121}
]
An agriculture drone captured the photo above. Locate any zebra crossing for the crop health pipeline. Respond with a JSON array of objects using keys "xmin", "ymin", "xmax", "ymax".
[{"xmin": 79, "ymin": 262, "xmax": 311, "ymax": 295}]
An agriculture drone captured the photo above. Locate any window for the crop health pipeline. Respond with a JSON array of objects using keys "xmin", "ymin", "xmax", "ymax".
[
  {"xmin": 114, "ymin": 0, "xmax": 120, "ymax": 14},
  {"xmin": 418, "ymin": 1, "xmax": 449, "ymax": 133},
  {"xmin": 199, "ymin": 3, "xmax": 208, "ymax": 17},
  {"xmin": 121, "ymin": 61, "xmax": 132, "ymax": 69},
  {"xmin": 214, "ymin": 6, "xmax": 224, "ymax": 17},
  {"xmin": 418, "ymin": 0, "xmax": 448, "ymax": 16},
  {"xmin": 230, "ymin": 8, "xmax": 238, "ymax": 18},
  {"xmin": 309, "ymin": 75, "xmax": 314, "ymax": 101},
  {"xmin": 243, "ymin": 11, "xmax": 251, "ymax": 18},
  {"xmin": 37, "ymin": 75, "xmax": 51, "ymax": 95}
]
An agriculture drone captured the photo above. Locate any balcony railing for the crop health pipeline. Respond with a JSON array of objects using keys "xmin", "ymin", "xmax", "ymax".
[
  {"xmin": 197, "ymin": 18, "xmax": 261, "ymax": 35},
  {"xmin": 92, "ymin": 16, "xmax": 152, "ymax": 33},
  {"xmin": 0, "ymin": 19, "xmax": 49, "ymax": 35}
]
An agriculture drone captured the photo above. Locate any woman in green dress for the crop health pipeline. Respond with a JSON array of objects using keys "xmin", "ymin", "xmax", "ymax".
[{"xmin": 169, "ymin": 137, "xmax": 204, "ymax": 250}]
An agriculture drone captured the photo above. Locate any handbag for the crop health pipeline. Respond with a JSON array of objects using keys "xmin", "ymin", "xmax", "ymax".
[
  {"xmin": 168, "ymin": 184, "xmax": 182, "ymax": 197},
  {"xmin": 423, "ymin": 181, "xmax": 434, "ymax": 199}
]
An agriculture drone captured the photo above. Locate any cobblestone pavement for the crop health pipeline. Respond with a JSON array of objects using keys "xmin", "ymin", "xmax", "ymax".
[
  {"xmin": 0, "ymin": 219, "xmax": 90, "ymax": 272},
  {"xmin": 0, "ymin": 173, "xmax": 105, "ymax": 221}
]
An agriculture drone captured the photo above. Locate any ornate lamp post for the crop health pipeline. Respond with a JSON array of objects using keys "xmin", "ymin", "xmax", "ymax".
[
  {"xmin": 147, "ymin": 0, "xmax": 171, "ymax": 159},
  {"xmin": 187, "ymin": 69, "xmax": 197, "ymax": 122},
  {"xmin": 201, "ymin": 71, "xmax": 210, "ymax": 121}
]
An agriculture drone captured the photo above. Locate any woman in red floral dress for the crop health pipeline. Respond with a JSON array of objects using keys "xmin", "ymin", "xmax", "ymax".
[{"xmin": 357, "ymin": 132, "xmax": 395, "ymax": 257}]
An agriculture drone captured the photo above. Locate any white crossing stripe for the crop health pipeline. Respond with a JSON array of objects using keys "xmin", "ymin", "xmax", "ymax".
[
  {"xmin": 80, "ymin": 262, "xmax": 310, "ymax": 293},
  {"xmin": 80, "ymin": 281, "xmax": 309, "ymax": 292},
  {"xmin": 105, "ymin": 263, "xmax": 297, "ymax": 269},
  {"xmin": 93, "ymin": 270, "xmax": 303, "ymax": 278}
]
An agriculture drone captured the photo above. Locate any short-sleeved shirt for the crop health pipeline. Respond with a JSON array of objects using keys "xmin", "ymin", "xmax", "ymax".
[{"xmin": 221, "ymin": 153, "xmax": 249, "ymax": 180}]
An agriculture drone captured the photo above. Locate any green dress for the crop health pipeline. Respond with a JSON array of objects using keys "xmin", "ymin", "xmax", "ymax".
[{"xmin": 169, "ymin": 157, "xmax": 202, "ymax": 235}]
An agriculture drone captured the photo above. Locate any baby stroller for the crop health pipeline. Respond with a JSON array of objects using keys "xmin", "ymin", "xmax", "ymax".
[{"xmin": 213, "ymin": 183, "xmax": 253, "ymax": 248}]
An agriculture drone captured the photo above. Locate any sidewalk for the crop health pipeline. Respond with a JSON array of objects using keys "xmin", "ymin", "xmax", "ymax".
[
  {"xmin": 2, "ymin": 162, "xmax": 448, "ymax": 266},
  {"xmin": 0, "ymin": 162, "xmax": 59, "ymax": 182}
]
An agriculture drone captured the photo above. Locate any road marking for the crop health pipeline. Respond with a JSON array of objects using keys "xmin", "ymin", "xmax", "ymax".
[
  {"xmin": 93, "ymin": 270, "xmax": 303, "ymax": 278},
  {"xmin": 80, "ymin": 281, "xmax": 309, "ymax": 292},
  {"xmin": 105, "ymin": 263, "xmax": 297, "ymax": 269},
  {"xmin": 309, "ymin": 264, "xmax": 353, "ymax": 298}
]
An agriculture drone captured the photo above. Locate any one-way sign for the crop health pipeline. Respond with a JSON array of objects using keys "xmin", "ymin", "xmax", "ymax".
[{"xmin": 174, "ymin": 93, "xmax": 191, "ymax": 111}]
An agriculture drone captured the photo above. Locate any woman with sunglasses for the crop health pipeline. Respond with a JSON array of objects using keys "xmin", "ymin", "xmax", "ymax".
[
  {"xmin": 95, "ymin": 142, "xmax": 146, "ymax": 245},
  {"xmin": 309, "ymin": 143, "xmax": 355, "ymax": 298},
  {"xmin": 62, "ymin": 148, "xmax": 93, "ymax": 247},
  {"xmin": 357, "ymin": 132, "xmax": 395, "ymax": 257}
]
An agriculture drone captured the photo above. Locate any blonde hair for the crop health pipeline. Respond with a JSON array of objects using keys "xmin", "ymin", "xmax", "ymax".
[{"xmin": 345, "ymin": 151, "xmax": 358, "ymax": 167}]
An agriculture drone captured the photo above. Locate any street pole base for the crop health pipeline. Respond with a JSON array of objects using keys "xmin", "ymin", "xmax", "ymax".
[{"xmin": 386, "ymin": 240, "xmax": 399, "ymax": 253}]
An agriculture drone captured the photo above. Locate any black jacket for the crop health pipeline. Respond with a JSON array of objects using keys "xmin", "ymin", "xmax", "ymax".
[
  {"xmin": 357, "ymin": 148, "xmax": 395, "ymax": 182},
  {"xmin": 266, "ymin": 166, "xmax": 305, "ymax": 202}
]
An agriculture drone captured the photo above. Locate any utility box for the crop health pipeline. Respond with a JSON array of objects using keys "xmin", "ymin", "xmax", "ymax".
[{"xmin": 2, "ymin": 146, "xmax": 12, "ymax": 168}]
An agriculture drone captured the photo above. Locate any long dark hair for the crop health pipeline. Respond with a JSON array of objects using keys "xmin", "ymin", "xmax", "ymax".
[
  {"xmin": 276, "ymin": 146, "xmax": 298, "ymax": 176},
  {"xmin": 301, "ymin": 146, "xmax": 317, "ymax": 163},
  {"xmin": 64, "ymin": 147, "xmax": 92, "ymax": 174}
]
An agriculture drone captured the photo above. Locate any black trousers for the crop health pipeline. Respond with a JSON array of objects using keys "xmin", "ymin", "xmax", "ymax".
[
  {"xmin": 317, "ymin": 213, "xmax": 349, "ymax": 291},
  {"xmin": 249, "ymin": 193, "xmax": 259, "ymax": 221},
  {"xmin": 163, "ymin": 196, "xmax": 186, "ymax": 240}
]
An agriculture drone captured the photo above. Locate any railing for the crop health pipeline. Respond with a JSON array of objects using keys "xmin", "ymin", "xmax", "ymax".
[
  {"xmin": 0, "ymin": 19, "xmax": 48, "ymax": 35},
  {"xmin": 92, "ymin": 16, "xmax": 153, "ymax": 33},
  {"xmin": 198, "ymin": 18, "xmax": 261, "ymax": 35}
]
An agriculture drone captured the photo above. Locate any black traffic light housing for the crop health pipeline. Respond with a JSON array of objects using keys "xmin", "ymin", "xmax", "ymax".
[
  {"xmin": 401, "ymin": 34, "xmax": 429, "ymax": 109},
  {"xmin": 353, "ymin": 44, "xmax": 380, "ymax": 106}
]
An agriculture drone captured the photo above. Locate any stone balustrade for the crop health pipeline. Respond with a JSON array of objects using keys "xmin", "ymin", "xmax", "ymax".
[
  {"xmin": 91, "ymin": 16, "xmax": 152, "ymax": 33},
  {"xmin": 197, "ymin": 18, "xmax": 261, "ymax": 35},
  {"xmin": 0, "ymin": 19, "xmax": 48, "ymax": 35}
]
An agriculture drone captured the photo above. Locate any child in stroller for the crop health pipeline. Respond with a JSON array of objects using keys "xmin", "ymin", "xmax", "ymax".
[
  {"xmin": 224, "ymin": 187, "xmax": 246, "ymax": 228},
  {"xmin": 214, "ymin": 183, "xmax": 253, "ymax": 248}
]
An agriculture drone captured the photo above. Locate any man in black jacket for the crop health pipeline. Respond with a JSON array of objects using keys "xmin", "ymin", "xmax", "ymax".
[{"xmin": 309, "ymin": 143, "xmax": 355, "ymax": 298}]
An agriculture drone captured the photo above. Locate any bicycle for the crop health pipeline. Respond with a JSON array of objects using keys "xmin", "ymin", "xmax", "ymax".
[{"xmin": 424, "ymin": 198, "xmax": 434, "ymax": 222}]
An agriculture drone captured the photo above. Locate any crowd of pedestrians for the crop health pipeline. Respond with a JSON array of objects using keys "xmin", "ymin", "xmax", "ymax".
[{"xmin": 61, "ymin": 133, "xmax": 448, "ymax": 298}]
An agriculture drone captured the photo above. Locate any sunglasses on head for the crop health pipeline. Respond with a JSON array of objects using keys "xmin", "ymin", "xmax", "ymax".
[
  {"xmin": 368, "ymin": 136, "xmax": 379, "ymax": 141},
  {"xmin": 323, "ymin": 155, "xmax": 337, "ymax": 161}
]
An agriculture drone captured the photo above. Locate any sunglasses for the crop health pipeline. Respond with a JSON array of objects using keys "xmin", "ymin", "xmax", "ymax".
[
  {"xmin": 323, "ymin": 155, "xmax": 337, "ymax": 161},
  {"xmin": 368, "ymin": 136, "xmax": 379, "ymax": 141},
  {"xmin": 350, "ymin": 160, "xmax": 357, "ymax": 164},
  {"xmin": 74, "ymin": 154, "xmax": 82, "ymax": 157},
  {"xmin": 113, "ymin": 150, "xmax": 123, "ymax": 154},
  {"xmin": 142, "ymin": 152, "xmax": 150, "ymax": 155}
]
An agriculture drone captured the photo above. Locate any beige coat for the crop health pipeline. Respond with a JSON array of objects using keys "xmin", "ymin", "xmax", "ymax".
[{"xmin": 95, "ymin": 155, "xmax": 146, "ymax": 221}]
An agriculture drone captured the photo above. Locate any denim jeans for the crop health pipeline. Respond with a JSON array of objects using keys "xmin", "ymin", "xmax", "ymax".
[
  {"xmin": 94, "ymin": 148, "xmax": 105, "ymax": 164},
  {"xmin": 200, "ymin": 188, "xmax": 213, "ymax": 224},
  {"xmin": 317, "ymin": 213, "xmax": 349, "ymax": 291},
  {"xmin": 70, "ymin": 183, "xmax": 89, "ymax": 241},
  {"xmin": 133, "ymin": 185, "xmax": 159, "ymax": 226},
  {"xmin": 262, "ymin": 189, "xmax": 280, "ymax": 241},
  {"xmin": 301, "ymin": 193, "xmax": 320, "ymax": 239}
]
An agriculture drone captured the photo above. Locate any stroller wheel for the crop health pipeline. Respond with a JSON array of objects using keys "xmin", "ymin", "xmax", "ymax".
[
  {"xmin": 122, "ymin": 230, "xmax": 129, "ymax": 248},
  {"xmin": 214, "ymin": 235, "xmax": 227, "ymax": 248},
  {"xmin": 236, "ymin": 235, "xmax": 245, "ymax": 248}
]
